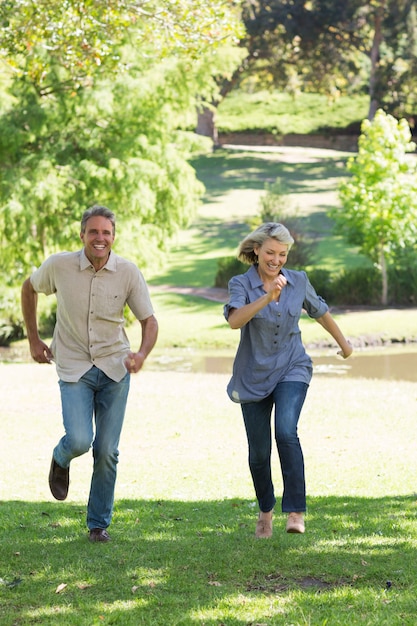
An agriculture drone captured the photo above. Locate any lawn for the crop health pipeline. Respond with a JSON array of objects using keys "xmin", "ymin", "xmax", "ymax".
[
  {"xmin": 1, "ymin": 364, "xmax": 417, "ymax": 625},
  {"xmin": 2, "ymin": 143, "xmax": 417, "ymax": 625},
  {"xmin": 146, "ymin": 146, "xmax": 369, "ymax": 292},
  {"xmin": 216, "ymin": 91, "xmax": 369, "ymax": 135},
  {"xmin": 142, "ymin": 145, "xmax": 416, "ymax": 351}
]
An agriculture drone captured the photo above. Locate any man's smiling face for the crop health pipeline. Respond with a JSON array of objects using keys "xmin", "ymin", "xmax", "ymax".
[{"xmin": 80, "ymin": 215, "xmax": 115, "ymax": 270}]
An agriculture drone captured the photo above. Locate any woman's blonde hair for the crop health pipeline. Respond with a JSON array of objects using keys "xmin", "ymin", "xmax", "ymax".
[{"xmin": 237, "ymin": 222, "xmax": 294, "ymax": 264}]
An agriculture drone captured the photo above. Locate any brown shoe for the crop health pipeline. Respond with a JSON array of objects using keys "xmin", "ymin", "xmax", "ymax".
[
  {"xmin": 255, "ymin": 512, "xmax": 273, "ymax": 539},
  {"xmin": 48, "ymin": 456, "xmax": 69, "ymax": 501},
  {"xmin": 89, "ymin": 528, "xmax": 111, "ymax": 543},
  {"xmin": 286, "ymin": 512, "xmax": 305, "ymax": 534}
]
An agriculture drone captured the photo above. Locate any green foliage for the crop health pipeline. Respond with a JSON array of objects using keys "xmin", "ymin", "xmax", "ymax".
[
  {"xmin": 248, "ymin": 178, "xmax": 317, "ymax": 269},
  {"xmin": 234, "ymin": 0, "xmax": 417, "ymax": 119},
  {"xmin": 332, "ymin": 109, "xmax": 417, "ymax": 304},
  {"xmin": 388, "ymin": 252, "xmax": 417, "ymax": 306},
  {"xmin": 214, "ymin": 256, "xmax": 247, "ymax": 288},
  {"xmin": 0, "ymin": 57, "xmax": 213, "ymax": 279},
  {"xmin": 332, "ymin": 266, "xmax": 383, "ymax": 306},
  {"xmin": 305, "ymin": 268, "xmax": 334, "ymax": 303},
  {"xmin": 300, "ymin": 267, "xmax": 383, "ymax": 307},
  {"xmin": 0, "ymin": 290, "xmax": 24, "ymax": 346},
  {"xmin": 309, "ymin": 264, "xmax": 417, "ymax": 307},
  {"xmin": 0, "ymin": 0, "xmax": 242, "ymax": 93},
  {"xmin": 0, "ymin": 0, "xmax": 243, "ymax": 282}
]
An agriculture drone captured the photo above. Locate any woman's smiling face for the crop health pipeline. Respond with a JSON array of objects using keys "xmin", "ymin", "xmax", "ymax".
[{"xmin": 254, "ymin": 237, "xmax": 289, "ymax": 280}]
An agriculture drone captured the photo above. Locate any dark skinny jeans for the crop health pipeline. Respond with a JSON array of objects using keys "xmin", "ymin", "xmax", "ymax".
[{"xmin": 241, "ymin": 381, "xmax": 308, "ymax": 513}]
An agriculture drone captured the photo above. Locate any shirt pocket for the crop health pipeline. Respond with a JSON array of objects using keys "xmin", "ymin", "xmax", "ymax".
[
  {"xmin": 99, "ymin": 293, "xmax": 124, "ymax": 318},
  {"xmin": 287, "ymin": 303, "xmax": 302, "ymax": 334}
]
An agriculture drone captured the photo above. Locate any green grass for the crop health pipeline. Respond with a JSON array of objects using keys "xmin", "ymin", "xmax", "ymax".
[
  {"xmin": 1, "ymin": 365, "xmax": 417, "ymax": 624},
  {"xmin": 147, "ymin": 147, "xmax": 368, "ymax": 290},
  {"xmin": 3, "ymin": 107, "xmax": 417, "ymax": 624},
  {"xmin": 123, "ymin": 294, "xmax": 417, "ymax": 351},
  {"xmin": 216, "ymin": 91, "xmax": 369, "ymax": 134}
]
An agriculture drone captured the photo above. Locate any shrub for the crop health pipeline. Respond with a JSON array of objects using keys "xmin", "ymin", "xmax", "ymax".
[
  {"xmin": 388, "ymin": 264, "xmax": 417, "ymax": 306},
  {"xmin": 306, "ymin": 269, "xmax": 334, "ymax": 303},
  {"xmin": 248, "ymin": 178, "xmax": 317, "ymax": 269},
  {"xmin": 0, "ymin": 292, "xmax": 25, "ymax": 346},
  {"xmin": 332, "ymin": 267, "xmax": 382, "ymax": 305},
  {"xmin": 215, "ymin": 256, "xmax": 247, "ymax": 288}
]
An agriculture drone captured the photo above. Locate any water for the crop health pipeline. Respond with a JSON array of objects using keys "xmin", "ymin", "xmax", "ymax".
[
  {"xmin": 147, "ymin": 347, "xmax": 417, "ymax": 382},
  {"xmin": 3, "ymin": 344, "xmax": 417, "ymax": 382}
]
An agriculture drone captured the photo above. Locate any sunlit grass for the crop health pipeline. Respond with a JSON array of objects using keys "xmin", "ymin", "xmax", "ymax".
[
  {"xmin": 1, "ymin": 365, "xmax": 417, "ymax": 624},
  {"xmin": 216, "ymin": 91, "xmax": 369, "ymax": 134}
]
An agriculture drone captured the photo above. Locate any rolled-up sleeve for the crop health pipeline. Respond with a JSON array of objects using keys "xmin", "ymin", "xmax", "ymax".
[
  {"xmin": 223, "ymin": 275, "xmax": 249, "ymax": 320},
  {"xmin": 224, "ymin": 266, "xmax": 328, "ymax": 403},
  {"xmin": 303, "ymin": 274, "xmax": 328, "ymax": 318}
]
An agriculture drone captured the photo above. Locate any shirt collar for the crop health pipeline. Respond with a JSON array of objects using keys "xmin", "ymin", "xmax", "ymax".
[
  {"xmin": 248, "ymin": 264, "xmax": 292, "ymax": 287},
  {"xmin": 79, "ymin": 248, "xmax": 117, "ymax": 272}
]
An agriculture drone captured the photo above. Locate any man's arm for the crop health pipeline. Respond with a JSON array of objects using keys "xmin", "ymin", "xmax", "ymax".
[
  {"xmin": 21, "ymin": 278, "xmax": 54, "ymax": 364},
  {"xmin": 124, "ymin": 314, "xmax": 158, "ymax": 374}
]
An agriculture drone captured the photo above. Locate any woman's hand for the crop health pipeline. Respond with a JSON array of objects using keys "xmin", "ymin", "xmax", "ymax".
[
  {"xmin": 268, "ymin": 274, "xmax": 287, "ymax": 302},
  {"xmin": 337, "ymin": 342, "xmax": 353, "ymax": 359}
]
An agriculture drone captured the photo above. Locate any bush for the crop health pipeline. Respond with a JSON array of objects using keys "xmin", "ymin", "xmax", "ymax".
[
  {"xmin": 38, "ymin": 300, "xmax": 57, "ymax": 337},
  {"xmin": 306, "ymin": 269, "xmax": 334, "ymax": 302},
  {"xmin": 331, "ymin": 267, "xmax": 382, "ymax": 305},
  {"xmin": 388, "ymin": 264, "xmax": 417, "ymax": 305},
  {"xmin": 0, "ymin": 292, "xmax": 25, "ymax": 346},
  {"xmin": 248, "ymin": 178, "xmax": 317, "ymax": 270},
  {"xmin": 215, "ymin": 256, "xmax": 247, "ymax": 288}
]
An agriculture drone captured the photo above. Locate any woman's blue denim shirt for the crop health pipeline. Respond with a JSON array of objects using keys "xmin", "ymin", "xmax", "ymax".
[{"xmin": 224, "ymin": 265, "xmax": 328, "ymax": 403}]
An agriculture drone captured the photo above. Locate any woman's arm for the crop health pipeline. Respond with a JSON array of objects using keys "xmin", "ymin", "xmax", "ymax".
[
  {"xmin": 315, "ymin": 311, "xmax": 353, "ymax": 359},
  {"xmin": 227, "ymin": 275, "xmax": 287, "ymax": 329}
]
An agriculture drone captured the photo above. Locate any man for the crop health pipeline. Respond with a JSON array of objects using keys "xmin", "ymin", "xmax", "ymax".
[{"xmin": 21, "ymin": 205, "xmax": 158, "ymax": 542}]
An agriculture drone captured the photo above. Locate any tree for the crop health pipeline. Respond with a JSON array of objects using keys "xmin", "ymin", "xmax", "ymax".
[
  {"xmin": 197, "ymin": 0, "xmax": 417, "ymax": 141},
  {"xmin": 331, "ymin": 109, "xmax": 417, "ymax": 305},
  {"xmin": 0, "ymin": 0, "xmax": 242, "ymax": 281},
  {"xmin": 240, "ymin": 0, "xmax": 417, "ymax": 117},
  {"xmin": 0, "ymin": 0, "xmax": 242, "ymax": 91}
]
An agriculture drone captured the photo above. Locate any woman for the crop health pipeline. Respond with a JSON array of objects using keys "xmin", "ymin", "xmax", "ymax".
[{"xmin": 224, "ymin": 223, "xmax": 352, "ymax": 538}]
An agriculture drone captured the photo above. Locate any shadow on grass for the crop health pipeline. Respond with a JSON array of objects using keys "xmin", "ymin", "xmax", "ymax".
[
  {"xmin": 1, "ymin": 496, "xmax": 417, "ymax": 624},
  {"xmin": 149, "ymin": 218, "xmax": 248, "ymax": 288},
  {"xmin": 191, "ymin": 150, "xmax": 350, "ymax": 201}
]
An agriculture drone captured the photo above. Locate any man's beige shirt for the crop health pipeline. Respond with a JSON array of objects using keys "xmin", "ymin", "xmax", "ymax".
[{"xmin": 30, "ymin": 249, "xmax": 154, "ymax": 383}]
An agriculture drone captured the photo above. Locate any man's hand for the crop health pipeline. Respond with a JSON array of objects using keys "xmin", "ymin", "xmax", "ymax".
[
  {"xmin": 30, "ymin": 338, "xmax": 54, "ymax": 364},
  {"xmin": 124, "ymin": 351, "xmax": 145, "ymax": 374}
]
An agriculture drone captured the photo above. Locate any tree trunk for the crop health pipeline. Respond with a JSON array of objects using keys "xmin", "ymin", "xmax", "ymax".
[
  {"xmin": 368, "ymin": 2, "xmax": 386, "ymax": 120},
  {"xmin": 196, "ymin": 106, "xmax": 218, "ymax": 145},
  {"xmin": 380, "ymin": 248, "xmax": 388, "ymax": 306}
]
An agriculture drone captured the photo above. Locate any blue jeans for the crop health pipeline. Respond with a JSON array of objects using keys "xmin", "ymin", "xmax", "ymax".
[
  {"xmin": 241, "ymin": 381, "xmax": 308, "ymax": 514},
  {"xmin": 55, "ymin": 366, "xmax": 130, "ymax": 530}
]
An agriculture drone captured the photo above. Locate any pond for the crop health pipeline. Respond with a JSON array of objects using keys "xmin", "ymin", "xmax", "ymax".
[
  {"xmin": 2, "ymin": 344, "xmax": 417, "ymax": 382},
  {"xmin": 146, "ymin": 347, "xmax": 417, "ymax": 382}
]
